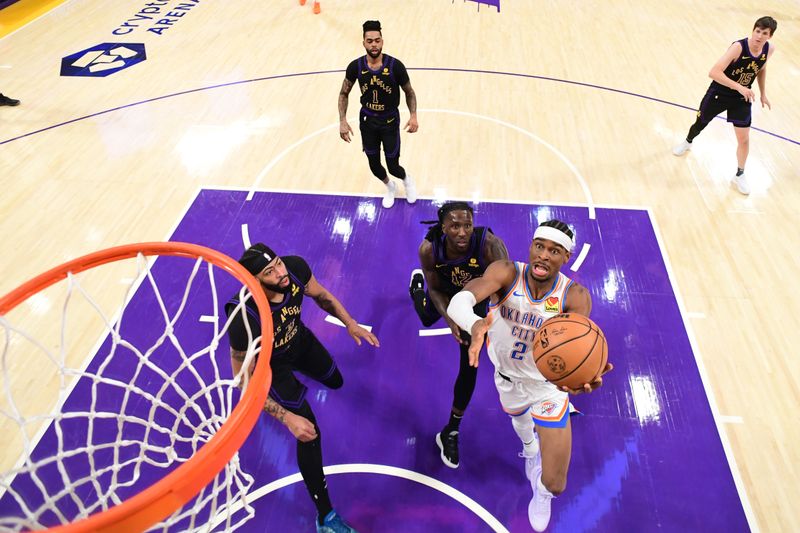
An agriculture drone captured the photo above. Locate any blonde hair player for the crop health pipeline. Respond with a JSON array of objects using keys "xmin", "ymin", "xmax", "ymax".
[{"xmin": 447, "ymin": 220, "xmax": 613, "ymax": 531}]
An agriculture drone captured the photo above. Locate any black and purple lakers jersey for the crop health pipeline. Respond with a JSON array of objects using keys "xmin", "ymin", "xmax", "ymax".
[
  {"xmin": 345, "ymin": 54, "xmax": 409, "ymax": 116},
  {"xmin": 225, "ymin": 255, "xmax": 312, "ymax": 356},
  {"xmin": 429, "ymin": 227, "xmax": 492, "ymax": 297},
  {"xmin": 710, "ymin": 38, "xmax": 769, "ymax": 96}
]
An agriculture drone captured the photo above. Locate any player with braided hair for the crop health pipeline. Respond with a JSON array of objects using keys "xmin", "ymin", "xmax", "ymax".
[{"xmin": 408, "ymin": 201, "xmax": 508, "ymax": 468}]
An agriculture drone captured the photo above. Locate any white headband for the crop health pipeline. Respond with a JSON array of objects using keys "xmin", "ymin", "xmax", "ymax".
[{"xmin": 533, "ymin": 225, "xmax": 574, "ymax": 251}]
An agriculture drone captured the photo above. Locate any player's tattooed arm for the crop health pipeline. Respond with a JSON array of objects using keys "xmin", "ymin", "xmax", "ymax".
[
  {"xmin": 305, "ymin": 274, "xmax": 380, "ymax": 347},
  {"xmin": 230, "ymin": 348, "xmax": 256, "ymax": 385},
  {"xmin": 401, "ymin": 81, "xmax": 417, "ymax": 114},
  {"xmin": 338, "ymin": 78, "xmax": 354, "ymax": 121},
  {"xmin": 263, "ymin": 397, "xmax": 288, "ymax": 424},
  {"xmin": 402, "ymin": 81, "xmax": 418, "ymax": 133},
  {"xmin": 484, "ymin": 233, "xmax": 510, "ymax": 263},
  {"xmin": 267, "ymin": 398, "xmax": 318, "ymax": 442}
]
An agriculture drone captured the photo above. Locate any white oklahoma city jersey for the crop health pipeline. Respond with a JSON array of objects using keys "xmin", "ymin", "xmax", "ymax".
[{"xmin": 486, "ymin": 262, "xmax": 574, "ymax": 381}]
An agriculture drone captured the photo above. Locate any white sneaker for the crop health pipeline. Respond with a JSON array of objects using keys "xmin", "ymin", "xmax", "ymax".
[
  {"xmin": 403, "ymin": 174, "xmax": 417, "ymax": 204},
  {"xmin": 528, "ymin": 475, "xmax": 554, "ymax": 532},
  {"xmin": 382, "ymin": 181, "xmax": 396, "ymax": 208},
  {"xmin": 672, "ymin": 139, "xmax": 691, "ymax": 156},
  {"xmin": 732, "ymin": 172, "xmax": 751, "ymax": 195}
]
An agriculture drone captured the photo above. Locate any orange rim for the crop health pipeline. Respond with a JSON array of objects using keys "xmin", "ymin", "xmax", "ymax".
[{"xmin": 0, "ymin": 242, "xmax": 273, "ymax": 532}]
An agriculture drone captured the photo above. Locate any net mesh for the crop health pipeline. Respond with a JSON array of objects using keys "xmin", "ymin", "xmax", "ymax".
[{"xmin": 0, "ymin": 248, "xmax": 265, "ymax": 532}]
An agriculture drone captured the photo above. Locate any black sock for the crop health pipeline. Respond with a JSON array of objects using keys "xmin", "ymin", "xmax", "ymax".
[
  {"xmin": 445, "ymin": 411, "xmax": 463, "ymax": 433},
  {"xmin": 736, "ymin": 168, "xmax": 744, "ymax": 176}
]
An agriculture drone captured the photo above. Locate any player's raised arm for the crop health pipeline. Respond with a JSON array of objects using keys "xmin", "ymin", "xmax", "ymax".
[
  {"xmin": 447, "ymin": 260, "xmax": 516, "ymax": 366},
  {"xmin": 305, "ymin": 274, "xmax": 379, "ymax": 347}
]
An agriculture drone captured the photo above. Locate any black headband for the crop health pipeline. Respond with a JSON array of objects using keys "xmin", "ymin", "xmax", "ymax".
[{"xmin": 238, "ymin": 243, "xmax": 278, "ymax": 275}]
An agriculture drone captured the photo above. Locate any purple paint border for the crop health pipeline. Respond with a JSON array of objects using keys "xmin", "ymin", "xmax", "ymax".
[{"xmin": 2, "ymin": 68, "xmax": 797, "ymax": 147}]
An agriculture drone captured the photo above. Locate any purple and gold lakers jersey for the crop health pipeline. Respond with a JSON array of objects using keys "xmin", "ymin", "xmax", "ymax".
[{"xmin": 710, "ymin": 38, "xmax": 769, "ymax": 96}]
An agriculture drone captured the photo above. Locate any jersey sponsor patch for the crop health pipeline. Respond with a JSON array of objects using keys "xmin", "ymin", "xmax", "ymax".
[{"xmin": 544, "ymin": 296, "xmax": 559, "ymax": 313}]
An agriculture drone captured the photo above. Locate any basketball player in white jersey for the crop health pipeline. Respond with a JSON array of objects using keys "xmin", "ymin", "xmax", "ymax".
[{"xmin": 447, "ymin": 219, "xmax": 612, "ymax": 531}]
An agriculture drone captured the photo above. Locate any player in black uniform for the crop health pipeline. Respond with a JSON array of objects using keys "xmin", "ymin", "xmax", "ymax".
[
  {"xmin": 338, "ymin": 20, "xmax": 418, "ymax": 209},
  {"xmin": 673, "ymin": 16, "xmax": 777, "ymax": 195},
  {"xmin": 408, "ymin": 202, "xmax": 509, "ymax": 468},
  {"xmin": 225, "ymin": 243, "xmax": 378, "ymax": 533}
]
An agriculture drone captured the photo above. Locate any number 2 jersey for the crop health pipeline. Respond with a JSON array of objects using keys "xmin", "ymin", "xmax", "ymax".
[
  {"xmin": 709, "ymin": 38, "xmax": 769, "ymax": 97},
  {"xmin": 486, "ymin": 262, "xmax": 574, "ymax": 381}
]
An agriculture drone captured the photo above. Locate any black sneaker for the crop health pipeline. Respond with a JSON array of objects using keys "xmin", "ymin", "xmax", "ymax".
[
  {"xmin": 0, "ymin": 94, "xmax": 20, "ymax": 106},
  {"xmin": 408, "ymin": 269, "xmax": 424, "ymax": 297},
  {"xmin": 436, "ymin": 430, "xmax": 459, "ymax": 468}
]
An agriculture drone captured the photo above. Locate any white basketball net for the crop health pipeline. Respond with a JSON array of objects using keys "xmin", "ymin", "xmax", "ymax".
[{"xmin": 0, "ymin": 252, "xmax": 263, "ymax": 531}]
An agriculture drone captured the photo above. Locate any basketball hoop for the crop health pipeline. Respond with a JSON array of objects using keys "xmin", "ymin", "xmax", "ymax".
[{"xmin": 0, "ymin": 242, "xmax": 272, "ymax": 532}]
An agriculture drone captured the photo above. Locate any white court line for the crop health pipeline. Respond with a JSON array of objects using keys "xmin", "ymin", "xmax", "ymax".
[
  {"xmin": 240, "ymin": 223, "xmax": 251, "ymax": 250},
  {"xmin": 421, "ymin": 109, "xmax": 596, "ymax": 220},
  {"xmin": 208, "ymin": 463, "xmax": 509, "ymax": 532},
  {"xmin": 324, "ymin": 315, "xmax": 372, "ymax": 332},
  {"xmin": 246, "ymin": 122, "xmax": 342, "ymax": 201},
  {"xmin": 419, "ymin": 328, "xmax": 452, "ymax": 337},
  {"xmin": 721, "ymin": 415, "xmax": 744, "ymax": 424},
  {"xmin": 686, "ymin": 311, "xmax": 706, "ymax": 319},
  {"xmin": 246, "ymin": 108, "xmax": 596, "ymax": 220},
  {"xmin": 570, "ymin": 242, "xmax": 591, "ymax": 272},
  {"xmin": 199, "ymin": 315, "xmax": 216, "ymax": 323},
  {"xmin": 648, "ymin": 209, "xmax": 758, "ymax": 532}
]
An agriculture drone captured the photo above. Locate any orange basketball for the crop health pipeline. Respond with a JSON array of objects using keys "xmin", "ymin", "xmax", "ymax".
[{"xmin": 533, "ymin": 313, "xmax": 608, "ymax": 390}]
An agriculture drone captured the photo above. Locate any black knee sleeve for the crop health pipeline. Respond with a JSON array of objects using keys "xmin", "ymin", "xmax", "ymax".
[
  {"xmin": 386, "ymin": 157, "xmax": 406, "ymax": 179},
  {"xmin": 366, "ymin": 152, "xmax": 387, "ymax": 180},
  {"xmin": 453, "ymin": 342, "xmax": 479, "ymax": 411}
]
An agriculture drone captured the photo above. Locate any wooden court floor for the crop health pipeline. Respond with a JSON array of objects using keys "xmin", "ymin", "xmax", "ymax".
[{"xmin": 1, "ymin": 0, "xmax": 799, "ymax": 531}]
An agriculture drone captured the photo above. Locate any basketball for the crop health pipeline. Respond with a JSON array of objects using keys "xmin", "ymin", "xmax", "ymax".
[{"xmin": 533, "ymin": 313, "xmax": 608, "ymax": 390}]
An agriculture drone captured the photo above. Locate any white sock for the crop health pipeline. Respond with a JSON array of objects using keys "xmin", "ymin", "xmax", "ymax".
[
  {"xmin": 537, "ymin": 476, "xmax": 553, "ymax": 497},
  {"xmin": 511, "ymin": 413, "xmax": 535, "ymax": 448}
]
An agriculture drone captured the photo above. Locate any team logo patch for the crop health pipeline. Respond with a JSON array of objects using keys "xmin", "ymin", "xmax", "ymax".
[
  {"xmin": 469, "ymin": 257, "xmax": 478, "ymax": 265},
  {"xmin": 544, "ymin": 296, "xmax": 559, "ymax": 313},
  {"xmin": 60, "ymin": 43, "xmax": 146, "ymax": 77},
  {"xmin": 540, "ymin": 400, "xmax": 558, "ymax": 416}
]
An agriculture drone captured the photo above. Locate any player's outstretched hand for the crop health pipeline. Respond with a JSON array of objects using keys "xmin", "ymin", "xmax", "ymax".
[
  {"xmin": 347, "ymin": 323, "xmax": 380, "ymax": 347},
  {"xmin": 761, "ymin": 94, "xmax": 771, "ymax": 110},
  {"xmin": 340, "ymin": 120, "xmax": 353, "ymax": 142},
  {"xmin": 467, "ymin": 319, "xmax": 489, "ymax": 367},
  {"xmin": 446, "ymin": 317, "xmax": 468, "ymax": 345},
  {"xmin": 404, "ymin": 115, "xmax": 418, "ymax": 133},
  {"xmin": 285, "ymin": 412, "xmax": 318, "ymax": 442},
  {"xmin": 560, "ymin": 363, "xmax": 614, "ymax": 395}
]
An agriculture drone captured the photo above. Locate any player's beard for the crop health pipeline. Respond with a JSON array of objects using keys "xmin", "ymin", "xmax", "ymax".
[
  {"xmin": 367, "ymin": 47, "xmax": 382, "ymax": 58},
  {"xmin": 262, "ymin": 276, "xmax": 291, "ymax": 294}
]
